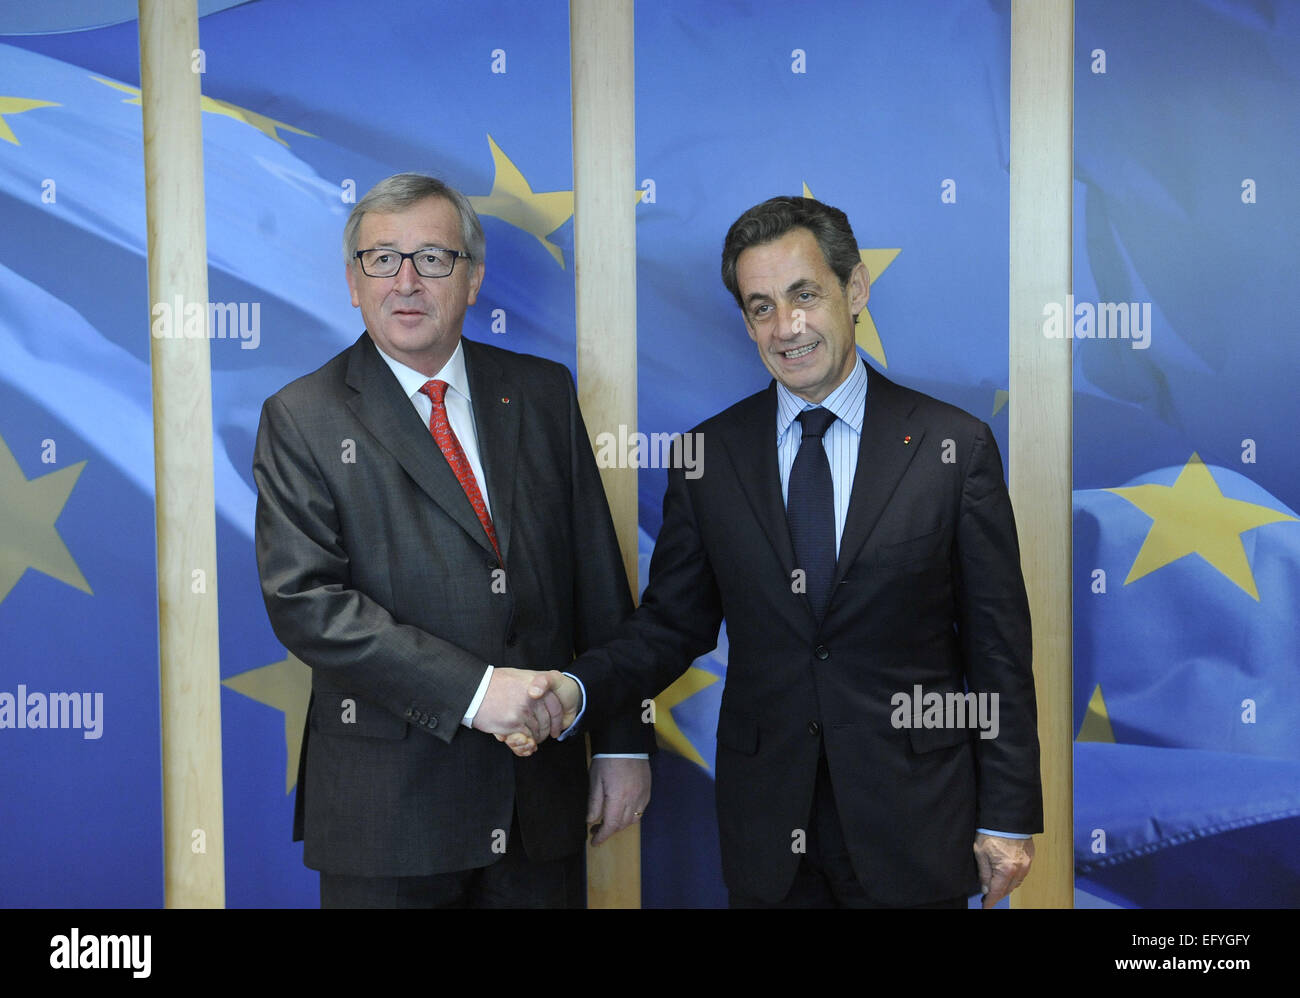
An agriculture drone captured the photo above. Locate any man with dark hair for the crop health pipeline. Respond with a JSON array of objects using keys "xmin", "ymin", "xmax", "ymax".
[
  {"xmin": 513, "ymin": 195, "xmax": 1042, "ymax": 909},
  {"xmin": 253, "ymin": 173, "xmax": 650, "ymax": 908},
  {"xmin": 720, "ymin": 196, "xmax": 863, "ymax": 308}
]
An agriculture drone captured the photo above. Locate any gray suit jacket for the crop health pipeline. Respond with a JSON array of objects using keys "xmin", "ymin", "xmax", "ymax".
[{"xmin": 254, "ymin": 333, "xmax": 651, "ymax": 876}]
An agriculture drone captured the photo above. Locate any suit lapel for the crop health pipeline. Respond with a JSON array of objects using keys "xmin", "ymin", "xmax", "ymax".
[
  {"xmin": 721, "ymin": 384, "xmax": 798, "ymax": 579},
  {"xmin": 344, "ymin": 334, "xmax": 498, "ymax": 560},
  {"xmin": 832, "ymin": 366, "xmax": 925, "ymax": 589},
  {"xmin": 462, "ymin": 339, "xmax": 520, "ymax": 563}
]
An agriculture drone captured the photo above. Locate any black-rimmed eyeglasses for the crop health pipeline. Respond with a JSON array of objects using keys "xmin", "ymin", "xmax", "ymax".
[{"xmin": 354, "ymin": 247, "xmax": 471, "ymax": 279}]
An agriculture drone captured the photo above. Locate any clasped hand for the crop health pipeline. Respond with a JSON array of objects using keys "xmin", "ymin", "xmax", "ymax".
[
  {"xmin": 472, "ymin": 670, "xmax": 650, "ymax": 845},
  {"xmin": 470, "ymin": 667, "xmax": 581, "ymax": 756}
]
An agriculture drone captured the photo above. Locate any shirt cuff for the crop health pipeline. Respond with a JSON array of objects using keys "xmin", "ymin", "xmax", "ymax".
[
  {"xmin": 461, "ymin": 664, "xmax": 494, "ymax": 728},
  {"xmin": 592, "ymin": 754, "xmax": 651, "ymax": 760},
  {"xmin": 556, "ymin": 671, "xmax": 586, "ymax": 740},
  {"xmin": 977, "ymin": 828, "xmax": 1031, "ymax": 839}
]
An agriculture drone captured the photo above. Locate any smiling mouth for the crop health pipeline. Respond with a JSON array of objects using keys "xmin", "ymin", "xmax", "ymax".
[{"xmin": 781, "ymin": 342, "xmax": 818, "ymax": 359}]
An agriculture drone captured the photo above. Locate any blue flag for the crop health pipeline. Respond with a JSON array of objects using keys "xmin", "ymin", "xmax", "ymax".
[
  {"xmin": 2, "ymin": 0, "xmax": 581, "ymax": 907},
  {"xmin": 1072, "ymin": 0, "xmax": 1300, "ymax": 907}
]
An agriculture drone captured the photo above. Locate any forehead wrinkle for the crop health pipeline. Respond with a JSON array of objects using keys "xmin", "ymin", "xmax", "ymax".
[
  {"xmin": 360, "ymin": 207, "xmax": 461, "ymax": 252},
  {"xmin": 367, "ymin": 241, "xmax": 452, "ymax": 252},
  {"xmin": 361, "ymin": 229, "xmax": 448, "ymax": 249}
]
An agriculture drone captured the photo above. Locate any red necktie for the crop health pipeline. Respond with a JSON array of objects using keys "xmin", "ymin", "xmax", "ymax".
[{"xmin": 420, "ymin": 379, "xmax": 502, "ymax": 563}]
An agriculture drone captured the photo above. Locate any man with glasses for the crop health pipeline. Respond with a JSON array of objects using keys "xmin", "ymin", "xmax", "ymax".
[{"xmin": 253, "ymin": 173, "xmax": 650, "ymax": 907}]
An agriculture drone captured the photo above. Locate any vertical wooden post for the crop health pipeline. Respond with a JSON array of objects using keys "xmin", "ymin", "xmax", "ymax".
[
  {"xmin": 1009, "ymin": 0, "xmax": 1074, "ymax": 908},
  {"xmin": 570, "ymin": 0, "xmax": 641, "ymax": 908},
  {"xmin": 138, "ymin": 0, "xmax": 225, "ymax": 908}
]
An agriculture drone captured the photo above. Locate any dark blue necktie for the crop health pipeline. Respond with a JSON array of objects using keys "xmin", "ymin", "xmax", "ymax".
[{"xmin": 787, "ymin": 407, "xmax": 837, "ymax": 620}]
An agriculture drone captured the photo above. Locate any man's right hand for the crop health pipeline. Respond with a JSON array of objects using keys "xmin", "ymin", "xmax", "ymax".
[
  {"xmin": 472, "ymin": 668, "xmax": 558, "ymax": 753},
  {"xmin": 499, "ymin": 672, "xmax": 582, "ymax": 757}
]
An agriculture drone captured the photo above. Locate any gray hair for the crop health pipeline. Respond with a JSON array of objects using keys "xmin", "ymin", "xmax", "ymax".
[
  {"xmin": 721, "ymin": 196, "xmax": 861, "ymax": 310},
  {"xmin": 343, "ymin": 173, "xmax": 485, "ymax": 266}
]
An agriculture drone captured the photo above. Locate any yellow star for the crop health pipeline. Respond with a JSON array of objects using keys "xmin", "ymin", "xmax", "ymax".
[
  {"xmin": 0, "ymin": 434, "xmax": 91, "ymax": 604},
  {"xmin": 1107, "ymin": 452, "xmax": 1296, "ymax": 601},
  {"xmin": 652, "ymin": 666, "xmax": 720, "ymax": 771},
  {"xmin": 223, "ymin": 653, "xmax": 312, "ymax": 793},
  {"xmin": 0, "ymin": 96, "xmax": 60, "ymax": 145},
  {"xmin": 469, "ymin": 134, "xmax": 574, "ymax": 268},
  {"xmin": 91, "ymin": 76, "xmax": 143, "ymax": 103},
  {"xmin": 200, "ymin": 95, "xmax": 314, "ymax": 146},
  {"xmin": 1076, "ymin": 684, "xmax": 1116, "ymax": 743},
  {"xmin": 803, "ymin": 183, "xmax": 899, "ymax": 367},
  {"xmin": 90, "ymin": 76, "xmax": 314, "ymax": 147}
]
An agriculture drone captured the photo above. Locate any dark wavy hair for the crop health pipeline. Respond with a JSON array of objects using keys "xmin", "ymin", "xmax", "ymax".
[{"xmin": 720, "ymin": 196, "xmax": 861, "ymax": 310}]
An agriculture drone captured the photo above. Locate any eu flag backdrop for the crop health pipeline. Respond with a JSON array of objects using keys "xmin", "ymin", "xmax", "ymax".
[
  {"xmin": 2, "ymin": 0, "xmax": 580, "ymax": 907},
  {"xmin": 1072, "ymin": 0, "xmax": 1300, "ymax": 907},
  {"xmin": 12, "ymin": 0, "xmax": 1293, "ymax": 911},
  {"xmin": 1, "ymin": 29, "xmax": 162, "ymax": 908}
]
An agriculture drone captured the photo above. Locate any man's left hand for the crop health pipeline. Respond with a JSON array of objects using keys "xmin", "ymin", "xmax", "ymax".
[
  {"xmin": 587, "ymin": 758, "xmax": 651, "ymax": 847},
  {"xmin": 974, "ymin": 833, "xmax": 1034, "ymax": 908}
]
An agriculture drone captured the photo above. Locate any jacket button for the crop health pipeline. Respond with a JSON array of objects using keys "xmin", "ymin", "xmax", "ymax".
[
  {"xmin": 808, "ymin": 721, "xmax": 821, "ymax": 736},
  {"xmin": 814, "ymin": 645, "xmax": 829, "ymax": 660},
  {"xmin": 427, "ymin": 715, "xmax": 438, "ymax": 729}
]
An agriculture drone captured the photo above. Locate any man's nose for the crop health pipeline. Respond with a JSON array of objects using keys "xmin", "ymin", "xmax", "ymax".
[
  {"xmin": 393, "ymin": 255, "xmax": 421, "ymax": 291},
  {"xmin": 776, "ymin": 304, "xmax": 804, "ymax": 338}
]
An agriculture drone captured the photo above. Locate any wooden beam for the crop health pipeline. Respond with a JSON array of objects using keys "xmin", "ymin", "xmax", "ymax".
[
  {"xmin": 1009, "ymin": 0, "xmax": 1074, "ymax": 908},
  {"xmin": 570, "ymin": 0, "xmax": 641, "ymax": 908},
  {"xmin": 138, "ymin": 0, "xmax": 225, "ymax": 908}
]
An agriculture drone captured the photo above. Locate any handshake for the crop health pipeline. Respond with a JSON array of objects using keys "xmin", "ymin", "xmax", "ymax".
[{"xmin": 471, "ymin": 667, "xmax": 583, "ymax": 757}]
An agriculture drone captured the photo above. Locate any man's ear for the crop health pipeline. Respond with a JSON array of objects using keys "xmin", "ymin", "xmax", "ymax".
[
  {"xmin": 466, "ymin": 261, "xmax": 485, "ymax": 306},
  {"xmin": 345, "ymin": 260, "xmax": 360, "ymax": 308},
  {"xmin": 847, "ymin": 261, "xmax": 870, "ymax": 314}
]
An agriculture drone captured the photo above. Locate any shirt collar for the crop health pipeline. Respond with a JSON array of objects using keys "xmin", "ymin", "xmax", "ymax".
[
  {"xmin": 775, "ymin": 353, "xmax": 868, "ymax": 440},
  {"xmin": 373, "ymin": 336, "xmax": 472, "ymax": 405}
]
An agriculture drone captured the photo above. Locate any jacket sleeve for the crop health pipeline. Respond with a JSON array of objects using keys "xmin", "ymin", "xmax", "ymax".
[
  {"xmin": 253, "ymin": 393, "xmax": 485, "ymax": 742},
  {"xmin": 561, "ymin": 369, "xmax": 658, "ymax": 755},
  {"xmin": 954, "ymin": 421, "xmax": 1043, "ymax": 833},
  {"xmin": 570, "ymin": 449, "xmax": 726, "ymax": 734}
]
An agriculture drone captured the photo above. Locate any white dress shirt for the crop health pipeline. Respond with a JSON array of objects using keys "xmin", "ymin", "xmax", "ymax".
[{"xmin": 374, "ymin": 339, "xmax": 497, "ymax": 728}]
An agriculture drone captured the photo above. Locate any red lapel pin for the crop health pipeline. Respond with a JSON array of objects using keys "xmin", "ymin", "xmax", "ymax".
[{"xmin": 903, "ymin": 434, "xmax": 911, "ymax": 444}]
